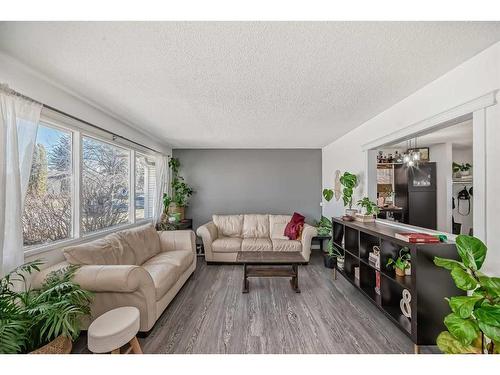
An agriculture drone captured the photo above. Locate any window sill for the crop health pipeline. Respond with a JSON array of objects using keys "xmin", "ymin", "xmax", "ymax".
[{"xmin": 23, "ymin": 219, "xmax": 155, "ymax": 258}]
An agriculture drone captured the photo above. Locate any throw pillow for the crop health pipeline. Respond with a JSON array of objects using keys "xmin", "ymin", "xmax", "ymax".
[{"xmin": 284, "ymin": 212, "xmax": 305, "ymax": 240}]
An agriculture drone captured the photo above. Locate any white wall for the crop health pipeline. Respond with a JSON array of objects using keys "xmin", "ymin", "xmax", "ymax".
[
  {"xmin": 429, "ymin": 143, "xmax": 453, "ymax": 233},
  {"xmin": 0, "ymin": 52, "xmax": 172, "ymax": 267},
  {"xmin": 322, "ymin": 42, "xmax": 500, "ymax": 275}
]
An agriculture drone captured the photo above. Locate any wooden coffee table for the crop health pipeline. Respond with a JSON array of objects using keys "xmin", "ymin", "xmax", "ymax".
[{"xmin": 236, "ymin": 251, "xmax": 306, "ymax": 293}]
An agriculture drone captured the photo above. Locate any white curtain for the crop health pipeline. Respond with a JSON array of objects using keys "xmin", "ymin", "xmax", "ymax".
[
  {"xmin": 0, "ymin": 90, "xmax": 42, "ymax": 276},
  {"xmin": 153, "ymin": 155, "xmax": 169, "ymax": 224}
]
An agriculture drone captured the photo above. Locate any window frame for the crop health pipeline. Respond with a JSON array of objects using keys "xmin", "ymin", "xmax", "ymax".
[{"xmin": 23, "ymin": 110, "xmax": 159, "ymax": 258}]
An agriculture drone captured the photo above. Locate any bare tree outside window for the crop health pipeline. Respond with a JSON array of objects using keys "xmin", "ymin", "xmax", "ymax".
[
  {"xmin": 81, "ymin": 137, "xmax": 129, "ymax": 234},
  {"xmin": 22, "ymin": 125, "xmax": 72, "ymax": 246}
]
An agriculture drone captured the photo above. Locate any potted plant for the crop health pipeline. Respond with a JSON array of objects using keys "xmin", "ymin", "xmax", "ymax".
[
  {"xmin": 386, "ymin": 247, "xmax": 411, "ymax": 277},
  {"xmin": 433, "ymin": 235, "xmax": 499, "ymax": 354},
  {"xmin": 453, "ymin": 162, "xmax": 472, "ymax": 177},
  {"xmin": 324, "ymin": 240, "xmax": 343, "ymax": 269},
  {"xmin": 0, "ymin": 260, "xmax": 92, "ymax": 354},
  {"xmin": 355, "ymin": 197, "xmax": 380, "ymax": 222},
  {"xmin": 340, "ymin": 171, "xmax": 358, "ymax": 218},
  {"xmin": 315, "ymin": 216, "xmax": 332, "ymax": 237},
  {"xmin": 168, "ymin": 157, "xmax": 194, "ymax": 220}
]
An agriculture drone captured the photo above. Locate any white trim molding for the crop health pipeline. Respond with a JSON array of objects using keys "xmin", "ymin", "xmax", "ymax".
[{"xmin": 362, "ymin": 91, "xmax": 498, "ymax": 151}]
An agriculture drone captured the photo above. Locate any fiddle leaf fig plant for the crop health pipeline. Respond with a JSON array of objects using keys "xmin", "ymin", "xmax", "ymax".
[
  {"xmin": 339, "ymin": 172, "xmax": 357, "ymax": 209},
  {"xmin": 434, "ymin": 235, "xmax": 500, "ymax": 354},
  {"xmin": 357, "ymin": 197, "xmax": 380, "ymax": 216}
]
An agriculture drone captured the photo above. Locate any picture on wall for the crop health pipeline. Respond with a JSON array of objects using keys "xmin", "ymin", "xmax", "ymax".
[{"xmin": 407, "ymin": 147, "xmax": 429, "ymax": 161}]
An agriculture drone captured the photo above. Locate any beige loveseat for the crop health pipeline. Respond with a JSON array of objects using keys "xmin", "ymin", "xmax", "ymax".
[
  {"xmin": 196, "ymin": 214, "xmax": 317, "ymax": 263},
  {"xmin": 34, "ymin": 223, "xmax": 196, "ymax": 332}
]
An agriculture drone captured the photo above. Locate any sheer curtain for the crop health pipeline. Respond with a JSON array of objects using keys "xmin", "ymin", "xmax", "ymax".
[
  {"xmin": 154, "ymin": 155, "xmax": 169, "ymax": 224},
  {"xmin": 0, "ymin": 88, "xmax": 42, "ymax": 276}
]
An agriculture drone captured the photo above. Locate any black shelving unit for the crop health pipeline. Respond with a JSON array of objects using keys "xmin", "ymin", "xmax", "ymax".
[{"xmin": 332, "ymin": 218, "xmax": 463, "ymax": 353}]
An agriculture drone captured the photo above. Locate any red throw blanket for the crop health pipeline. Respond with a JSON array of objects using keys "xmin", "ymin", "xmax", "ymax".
[{"xmin": 284, "ymin": 212, "xmax": 305, "ymax": 240}]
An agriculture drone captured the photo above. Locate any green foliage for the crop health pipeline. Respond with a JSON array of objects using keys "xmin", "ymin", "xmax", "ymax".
[
  {"xmin": 315, "ymin": 216, "xmax": 332, "ymax": 236},
  {"xmin": 327, "ymin": 240, "xmax": 343, "ymax": 258},
  {"xmin": 0, "ymin": 260, "xmax": 92, "ymax": 353},
  {"xmin": 356, "ymin": 197, "xmax": 380, "ymax": 215},
  {"xmin": 386, "ymin": 247, "xmax": 410, "ymax": 271},
  {"xmin": 339, "ymin": 172, "xmax": 357, "ymax": 209},
  {"xmin": 453, "ymin": 162, "xmax": 472, "ymax": 173},
  {"xmin": 322, "ymin": 189, "xmax": 333, "ymax": 202},
  {"xmin": 434, "ymin": 235, "xmax": 500, "ymax": 354},
  {"xmin": 162, "ymin": 193, "xmax": 172, "ymax": 213},
  {"xmin": 168, "ymin": 157, "xmax": 194, "ymax": 208}
]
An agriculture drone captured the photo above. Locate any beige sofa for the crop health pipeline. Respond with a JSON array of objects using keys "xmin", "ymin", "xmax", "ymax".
[
  {"xmin": 196, "ymin": 214, "xmax": 317, "ymax": 262},
  {"xmin": 34, "ymin": 223, "xmax": 196, "ymax": 332}
]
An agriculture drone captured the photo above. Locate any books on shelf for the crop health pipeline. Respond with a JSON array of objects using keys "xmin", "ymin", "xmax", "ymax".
[
  {"xmin": 368, "ymin": 252, "xmax": 380, "ymax": 270},
  {"xmin": 395, "ymin": 232, "xmax": 440, "ymax": 243},
  {"xmin": 375, "ymin": 271, "xmax": 381, "ymax": 295}
]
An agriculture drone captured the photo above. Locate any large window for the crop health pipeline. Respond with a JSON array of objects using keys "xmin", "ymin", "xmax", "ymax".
[
  {"xmin": 81, "ymin": 136, "xmax": 130, "ymax": 234},
  {"xmin": 22, "ymin": 124, "xmax": 73, "ymax": 247},
  {"xmin": 21, "ymin": 114, "xmax": 159, "ymax": 252},
  {"xmin": 135, "ymin": 154, "xmax": 156, "ymax": 220}
]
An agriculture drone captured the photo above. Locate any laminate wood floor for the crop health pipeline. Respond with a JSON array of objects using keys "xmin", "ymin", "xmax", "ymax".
[{"xmin": 74, "ymin": 252, "xmax": 435, "ymax": 354}]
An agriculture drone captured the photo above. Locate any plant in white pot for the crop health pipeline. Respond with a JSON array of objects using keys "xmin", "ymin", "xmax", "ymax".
[
  {"xmin": 340, "ymin": 172, "xmax": 358, "ymax": 219},
  {"xmin": 355, "ymin": 197, "xmax": 380, "ymax": 222}
]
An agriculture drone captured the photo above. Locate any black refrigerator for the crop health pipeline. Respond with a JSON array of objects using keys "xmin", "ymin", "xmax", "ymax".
[{"xmin": 394, "ymin": 162, "xmax": 437, "ymax": 230}]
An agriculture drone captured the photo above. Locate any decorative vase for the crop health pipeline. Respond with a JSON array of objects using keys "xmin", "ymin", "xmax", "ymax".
[
  {"xmin": 395, "ymin": 268, "xmax": 406, "ymax": 277},
  {"xmin": 405, "ymin": 263, "xmax": 412, "ymax": 276},
  {"xmin": 337, "ymin": 256, "xmax": 345, "ymax": 271}
]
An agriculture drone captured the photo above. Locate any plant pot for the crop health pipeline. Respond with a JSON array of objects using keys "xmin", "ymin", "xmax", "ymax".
[
  {"xmin": 31, "ymin": 335, "xmax": 72, "ymax": 354},
  {"xmin": 345, "ymin": 208, "xmax": 358, "ymax": 217},
  {"xmin": 405, "ymin": 263, "xmax": 412, "ymax": 276},
  {"xmin": 395, "ymin": 268, "xmax": 406, "ymax": 277},
  {"xmin": 355, "ymin": 213, "xmax": 376, "ymax": 223},
  {"xmin": 169, "ymin": 204, "xmax": 185, "ymax": 220},
  {"xmin": 324, "ymin": 255, "xmax": 337, "ymax": 269},
  {"xmin": 337, "ymin": 256, "xmax": 345, "ymax": 271}
]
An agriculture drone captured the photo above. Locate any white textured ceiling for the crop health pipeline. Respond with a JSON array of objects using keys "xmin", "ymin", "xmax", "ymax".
[{"xmin": 0, "ymin": 22, "xmax": 499, "ymax": 148}]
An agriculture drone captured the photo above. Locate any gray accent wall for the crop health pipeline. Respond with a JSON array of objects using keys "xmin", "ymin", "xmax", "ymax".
[{"xmin": 172, "ymin": 149, "xmax": 322, "ymax": 229}]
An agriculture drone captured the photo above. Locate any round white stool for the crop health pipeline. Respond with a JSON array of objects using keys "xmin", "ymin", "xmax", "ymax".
[{"xmin": 88, "ymin": 306, "xmax": 143, "ymax": 354}]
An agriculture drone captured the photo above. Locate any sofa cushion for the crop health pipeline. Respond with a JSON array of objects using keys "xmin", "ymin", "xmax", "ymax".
[
  {"xmin": 149, "ymin": 250, "xmax": 194, "ymax": 273},
  {"xmin": 212, "ymin": 237, "xmax": 242, "ymax": 253},
  {"xmin": 116, "ymin": 223, "xmax": 161, "ymax": 265},
  {"xmin": 242, "ymin": 214, "xmax": 269, "ymax": 238},
  {"xmin": 142, "ymin": 255, "xmax": 181, "ymax": 300},
  {"xmin": 63, "ymin": 238, "xmax": 120, "ymax": 265},
  {"xmin": 269, "ymin": 215, "xmax": 292, "ymax": 239},
  {"xmin": 213, "ymin": 215, "xmax": 243, "ymax": 238},
  {"xmin": 241, "ymin": 238, "xmax": 272, "ymax": 251},
  {"xmin": 272, "ymin": 239, "xmax": 302, "ymax": 252}
]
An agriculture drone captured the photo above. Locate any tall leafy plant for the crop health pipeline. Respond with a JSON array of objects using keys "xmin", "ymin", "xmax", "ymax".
[
  {"xmin": 434, "ymin": 235, "xmax": 500, "ymax": 354},
  {"xmin": 0, "ymin": 260, "xmax": 93, "ymax": 354},
  {"xmin": 167, "ymin": 157, "xmax": 194, "ymax": 208},
  {"xmin": 316, "ymin": 216, "xmax": 332, "ymax": 236},
  {"xmin": 340, "ymin": 172, "xmax": 357, "ymax": 209}
]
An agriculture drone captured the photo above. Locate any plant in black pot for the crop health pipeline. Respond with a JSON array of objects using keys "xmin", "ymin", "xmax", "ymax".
[{"xmin": 324, "ymin": 240, "xmax": 343, "ymax": 269}]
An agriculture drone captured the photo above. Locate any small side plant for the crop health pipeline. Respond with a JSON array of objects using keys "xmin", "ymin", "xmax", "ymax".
[
  {"xmin": 0, "ymin": 260, "xmax": 92, "ymax": 354},
  {"xmin": 386, "ymin": 247, "xmax": 411, "ymax": 277},
  {"xmin": 316, "ymin": 216, "xmax": 332, "ymax": 236},
  {"xmin": 357, "ymin": 197, "xmax": 380, "ymax": 216},
  {"xmin": 434, "ymin": 235, "xmax": 500, "ymax": 354}
]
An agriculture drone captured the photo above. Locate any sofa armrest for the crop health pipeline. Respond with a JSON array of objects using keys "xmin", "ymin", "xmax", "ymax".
[
  {"xmin": 158, "ymin": 230, "xmax": 196, "ymax": 253},
  {"xmin": 300, "ymin": 224, "xmax": 317, "ymax": 262},
  {"xmin": 32, "ymin": 262, "xmax": 154, "ymax": 293},
  {"xmin": 196, "ymin": 222, "xmax": 218, "ymax": 260}
]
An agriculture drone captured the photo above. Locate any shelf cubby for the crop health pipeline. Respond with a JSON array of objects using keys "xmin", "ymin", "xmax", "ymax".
[
  {"xmin": 359, "ymin": 231, "xmax": 380, "ymax": 261},
  {"xmin": 332, "ymin": 217, "xmax": 464, "ymax": 347},
  {"xmin": 344, "ymin": 226, "xmax": 359, "ymax": 256}
]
